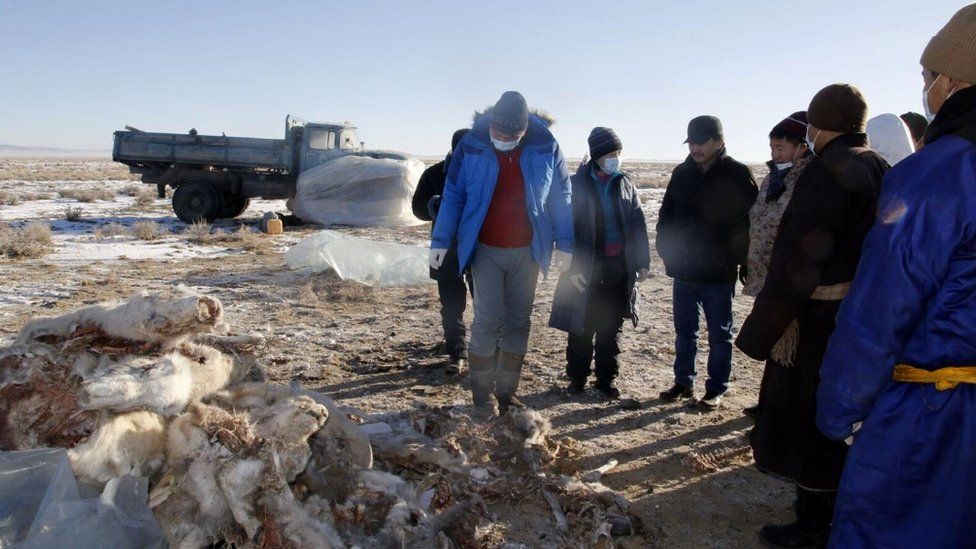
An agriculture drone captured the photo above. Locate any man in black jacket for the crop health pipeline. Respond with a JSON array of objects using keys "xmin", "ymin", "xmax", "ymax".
[
  {"xmin": 412, "ymin": 128, "xmax": 470, "ymax": 375},
  {"xmin": 656, "ymin": 116, "xmax": 757, "ymax": 409}
]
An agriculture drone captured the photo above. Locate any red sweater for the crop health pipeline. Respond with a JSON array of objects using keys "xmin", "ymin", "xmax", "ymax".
[{"xmin": 479, "ymin": 149, "xmax": 533, "ymax": 247}]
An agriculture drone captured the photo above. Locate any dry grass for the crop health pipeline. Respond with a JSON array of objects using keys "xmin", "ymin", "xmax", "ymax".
[
  {"xmin": 93, "ymin": 222, "xmax": 129, "ymax": 239},
  {"xmin": 119, "ymin": 184, "xmax": 145, "ymax": 197},
  {"xmin": 131, "ymin": 221, "xmax": 164, "ymax": 241},
  {"xmin": 58, "ymin": 187, "xmax": 116, "ymax": 202},
  {"xmin": 0, "ymin": 190, "xmax": 19, "ymax": 205},
  {"xmin": 184, "ymin": 223, "xmax": 273, "ymax": 254},
  {"xmin": 0, "ymin": 222, "xmax": 53, "ymax": 259},
  {"xmin": 63, "ymin": 206, "xmax": 84, "ymax": 221},
  {"xmin": 133, "ymin": 188, "xmax": 157, "ymax": 208},
  {"xmin": 0, "ymin": 159, "xmax": 131, "ymax": 181}
]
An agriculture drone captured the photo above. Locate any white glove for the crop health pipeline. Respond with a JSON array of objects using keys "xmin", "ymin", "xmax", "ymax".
[
  {"xmin": 553, "ymin": 250, "xmax": 572, "ymax": 272},
  {"xmin": 570, "ymin": 273, "xmax": 587, "ymax": 293},
  {"xmin": 429, "ymin": 248, "xmax": 447, "ymax": 269},
  {"xmin": 844, "ymin": 421, "xmax": 863, "ymax": 446},
  {"xmin": 635, "ymin": 268, "xmax": 650, "ymax": 282}
]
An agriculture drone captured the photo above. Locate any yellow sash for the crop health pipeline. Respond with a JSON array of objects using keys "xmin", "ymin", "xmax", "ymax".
[{"xmin": 893, "ymin": 364, "xmax": 976, "ymax": 391}]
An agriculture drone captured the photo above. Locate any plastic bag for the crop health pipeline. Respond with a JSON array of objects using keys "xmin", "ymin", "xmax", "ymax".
[
  {"xmin": 288, "ymin": 155, "xmax": 426, "ymax": 227},
  {"xmin": 0, "ymin": 448, "xmax": 165, "ymax": 549},
  {"xmin": 285, "ymin": 230, "xmax": 432, "ymax": 287}
]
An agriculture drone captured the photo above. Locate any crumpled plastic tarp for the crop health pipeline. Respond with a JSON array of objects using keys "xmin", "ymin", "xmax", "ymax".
[
  {"xmin": 285, "ymin": 230, "xmax": 431, "ymax": 287},
  {"xmin": 0, "ymin": 448, "xmax": 165, "ymax": 549},
  {"xmin": 287, "ymin": 155, "xmax": 426, "ymax": 227}
]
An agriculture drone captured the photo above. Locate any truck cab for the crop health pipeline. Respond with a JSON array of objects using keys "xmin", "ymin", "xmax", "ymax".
[{"xmin": 300, "ymin": 122, "xmax": 362, "ymax": 173}]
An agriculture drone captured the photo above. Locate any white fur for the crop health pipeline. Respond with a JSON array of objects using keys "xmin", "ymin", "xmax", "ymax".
[
  {"xmin": 17, "ymin": 289, "xmax": 223, "ymax": 347},
  {"xmin": 67, "ymin": 411, "xmax": 167, "ymax": 484},
  {"xmin": 80, "ymin": 343, "xmax": 237, "ymax": 416}
]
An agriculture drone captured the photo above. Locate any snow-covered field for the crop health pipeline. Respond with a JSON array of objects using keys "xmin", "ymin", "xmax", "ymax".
[{"xmin": 0, "ymin": 157, "xmax": 787, "ymax": 547}]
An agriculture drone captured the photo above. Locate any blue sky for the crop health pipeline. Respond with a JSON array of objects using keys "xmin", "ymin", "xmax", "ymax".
[{"xmin": 0, "ymin": 0, "xmax": 968, "ymax": 161}]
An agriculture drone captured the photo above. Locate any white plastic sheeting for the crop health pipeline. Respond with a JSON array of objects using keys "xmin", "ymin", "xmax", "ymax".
[
  {"xmin": 867, "ymin": 113, "xmax": 916, "ymax": 166},
  {"xmin": 287, "ymin": 155, "xmax": 426, "ymax": 227},
  {"xmin": 0, "ymin": 448, "xmax": 165, "ymax": 549},
  {"xmin": 285, "ymin": 230, "xmax": 432, "ymax": 287}
]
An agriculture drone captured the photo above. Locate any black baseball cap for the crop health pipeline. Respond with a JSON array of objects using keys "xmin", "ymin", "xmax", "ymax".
[{"xmin": 684, "ymin": 115, "xmax": 724, "ymax": 144}]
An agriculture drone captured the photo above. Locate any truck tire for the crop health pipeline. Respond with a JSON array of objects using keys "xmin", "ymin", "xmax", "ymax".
[
  {"xmin": 219, "ymin": 194, "xmax": 251, "ymax": 219},
  {"xmin": 172, "ymin": 180, "xmax": 222, "ymax": 224}
]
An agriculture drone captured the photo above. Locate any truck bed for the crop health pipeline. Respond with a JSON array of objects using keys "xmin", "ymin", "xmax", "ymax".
[{"xmin": 113, "ymin": 130, "xmax": 294, "ymax": 173}]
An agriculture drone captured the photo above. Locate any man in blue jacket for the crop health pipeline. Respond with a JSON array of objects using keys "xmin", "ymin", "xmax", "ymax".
[
  {"xmin": 430, "ymin": 91, "xmax": 573, "ymax": 415},
  {"xmin": 816, "ymin": 5, "xmax": 976, "ymax": 548}
]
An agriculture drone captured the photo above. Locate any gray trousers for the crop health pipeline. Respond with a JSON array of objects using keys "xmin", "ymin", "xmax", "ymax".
[{"xmin": 469, "ymin": 244, "xmax": 539, "ymax": 357}]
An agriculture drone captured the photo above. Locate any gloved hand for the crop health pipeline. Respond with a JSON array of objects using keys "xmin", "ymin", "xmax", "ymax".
[
  {"xmin": 429, "ymin": 248, "xmax": 447, "ymax": 269},
  {"xmin": 738, "ymin": 264, "xmax": 749, "ymax": 286},
  {"xmin": 635, "ymin": 268, "xmax": 650, "ymax": 282},
  {"xmin": 844, "ymin": 421, "xmax": 863, "ymax": 446},
  {"xmin": 553, "ymin": 250, "xmax": 572, "ymax": 272},
  {"xmin": 427, "ymin": 195, "xmax": 442, "ymax": 220},
  {"xmin": 570, "ymin": 273, "xmax": 587, "ymax": 293}
]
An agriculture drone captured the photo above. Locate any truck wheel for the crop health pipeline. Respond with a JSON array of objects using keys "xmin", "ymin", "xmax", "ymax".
[
  {"xmin": 219, "ymin": 194, "xmax": 251, "ymax": 219},
  {"xmin": 172, "ymin": 180, "xmax": 222, "ymax": 223}
]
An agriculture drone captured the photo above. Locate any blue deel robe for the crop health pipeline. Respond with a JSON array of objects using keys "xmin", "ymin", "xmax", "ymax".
[{"xmin": 816, "ymin": 132, "xmax": 976, "ymax": 548}]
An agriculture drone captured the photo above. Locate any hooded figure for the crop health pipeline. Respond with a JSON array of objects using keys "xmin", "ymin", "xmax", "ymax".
[{"xmin": 866, "ymin": 113, "xmax": 916, "ymax": 166}]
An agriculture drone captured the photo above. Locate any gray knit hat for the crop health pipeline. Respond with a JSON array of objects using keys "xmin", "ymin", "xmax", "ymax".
[
  {"xmin": 921, "ymin": 4, "xmax": 976, "ymax": 84},
  {"xmin": 490, "ymin": 91, "xmax": 529, "ymax": 135}
]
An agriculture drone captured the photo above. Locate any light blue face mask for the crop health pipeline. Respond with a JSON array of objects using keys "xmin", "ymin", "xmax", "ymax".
[
  {"xmin": 491, "ymin": 137, "xmax": 519, "ymax": 152},
  {"xmin": 601, "ymin": 157, "xmax": 621, "ymax": 174}
]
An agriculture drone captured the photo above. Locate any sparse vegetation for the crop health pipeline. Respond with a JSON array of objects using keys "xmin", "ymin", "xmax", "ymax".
[
  {"xmin": 93, "ymin": 222, "xmax": 129, "ymax": 239},
  {"xmin": 131, "ymin": 221, "xmax": 163, "ymax": 241},
  {"xmin": 63, "ymin": 206, "xmax": 84, "ymax": 221},
  {"xmin": 0, "ymin": 221, "xmax": 53, "ymax": 259},
  {"xmin": 0, "ymin": 190, "xmax": 19, "ymax": 205},
  {"xmin": 183, "ymin": 222, "xmax": 273, "ymax": 254},
  {"xmin": 133, "ymin": 188, "xmax": 157, "ymax": 207},
  {"xmin": 0, "ymin": 158, "xmax": 131, "ymax": 181},
  {"xmin": 58, "ymin": 187, "xmax": 116, "ymax": 202}
]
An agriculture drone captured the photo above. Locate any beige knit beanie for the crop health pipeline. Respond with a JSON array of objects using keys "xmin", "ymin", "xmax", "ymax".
[{"xmin": 921, "ymin": 4, "xmax": 976, "ymax": 84}]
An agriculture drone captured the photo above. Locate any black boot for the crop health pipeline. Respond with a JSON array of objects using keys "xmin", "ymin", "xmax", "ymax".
[
  {"xmin": 759, "ymin": 488, "xmax": 833, "ymax": 548},
  {"xmin": 494, "ymin": 352, "xmax": 525, "ymax": 412}
]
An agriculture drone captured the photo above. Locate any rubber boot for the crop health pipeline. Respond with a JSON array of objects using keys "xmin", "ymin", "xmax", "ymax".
[
  {"xmin": 494, "ymin": 352, "xmax": 525, "ymax": 413},
  {"xmin": 467, "ymin": 353, "xmax": 496, "ymax": 415}
]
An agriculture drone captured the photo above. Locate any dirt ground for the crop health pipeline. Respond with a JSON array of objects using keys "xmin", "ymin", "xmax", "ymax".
[{"xmin": 0, "ymin": 157, "xmax": 788, "ymax": 548}]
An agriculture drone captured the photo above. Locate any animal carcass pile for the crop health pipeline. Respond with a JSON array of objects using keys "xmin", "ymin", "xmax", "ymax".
[{"xmin": 0, "ymin": 289, "xmax": 643, "ymax": 548}]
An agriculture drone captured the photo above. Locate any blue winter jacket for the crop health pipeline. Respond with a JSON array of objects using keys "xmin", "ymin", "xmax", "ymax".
[
  {"xmin": 816, "ymin": 87, "xmax": 976, "ymax": 548},
  {"xmin": 430, "ymin": 115, "xmax": 573, "ymax": 275}
]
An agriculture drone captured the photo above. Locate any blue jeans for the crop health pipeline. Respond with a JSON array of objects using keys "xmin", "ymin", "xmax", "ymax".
[{"xmin": 671, "ymin": 279, "xmax": 735, "ymax": 394}]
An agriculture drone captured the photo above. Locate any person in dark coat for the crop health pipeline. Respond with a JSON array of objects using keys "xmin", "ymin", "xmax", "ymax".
[
  {"xmin": 549, "ymin": 128, "xmax": 650, "ymax": 399},
  {"xmin": 656, "ymin": 116, "xmax": 757, "ymax": 410},
  {"xmin": 735, "ymin": 83, "xmax": 889, "ymax": 548},
  {"xmin": 411, "ymin": 128, "xmax": 470, "ymax": 375},
  {"xmin": 818, "ymin": 7, "xmax": 976, "ymax": 547},
  {"xmin": 899, "ymin": 110, "xmax": 928, "ymax": 150}
]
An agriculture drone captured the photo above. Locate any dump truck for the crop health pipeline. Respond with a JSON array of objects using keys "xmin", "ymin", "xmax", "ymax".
[{"xmin": 112, "ymin": 115, "xmax": 411, "ymax": 223}]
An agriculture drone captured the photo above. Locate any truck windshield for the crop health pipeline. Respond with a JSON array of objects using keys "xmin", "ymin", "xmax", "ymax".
[
  {"xmin": 309, "ymin": 129, "xmax": 335, "ymax": 150},
  {"xmin": 339, "ymin": 129, "xmax": 359, "ymax": 150}
]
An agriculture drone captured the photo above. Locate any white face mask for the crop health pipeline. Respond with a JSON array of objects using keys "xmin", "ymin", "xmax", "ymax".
[
  {"xmin": 774, "ymin": 162, "xmax": 793, "ymax": 171},
  {"xmin": 491, "ymin": 136, "xmax": 519, "ymax": 152},
  {"xmin": 923, "ymin": 75, "xmax": 941, "ymax": 122},
  {"xmin": 601, "ymin": 157, "xmax": 621, "ymax": 174},
  {"xmin": 806, "ymin": 129, "xmax": 821, "ymax": 154}
]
